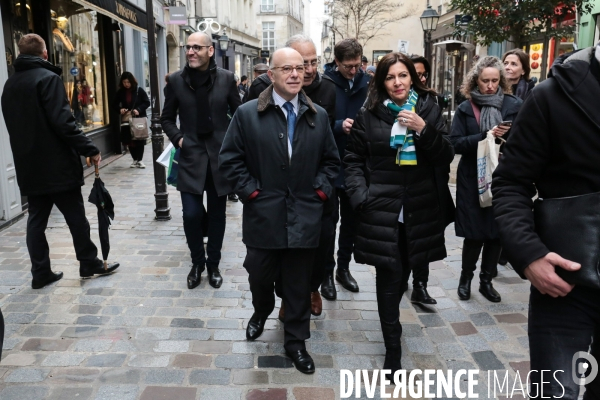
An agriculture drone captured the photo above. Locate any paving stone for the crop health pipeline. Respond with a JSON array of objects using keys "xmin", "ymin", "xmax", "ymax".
[
  {"xmin": 313, "ymin": 320, "xmax": 348, "ymax": 331},
  {"xmin": 418, "ymin": 314, "xmax": 446, "ymax": 327},
  {"xmin": 439, "ymin": 308, "xmax": 469, "ymax": 322},
  {"xmin": 135, "ymin": 327, "xmax": 172, "ymax": 340},
  {"xmin": 76, "ymin": 315, "xmax": 110, "ymax": 325},
  {"xmin": 246, "ymin": 388, "xmax": 287, "ymax": 400},
  {"xmin": 70, "ymin": 305, "xmax": 102, "ymax": 314},
  {"xmin": 73, "ymin": 339, "xmax": 113, "ymax": 352},
  {"xmin": 495, "ymin": 313, "xmax": 528, "ymax": 324},
  {"xmin": 21, "ymin": 338, "xmax": 74, "ymax": 351},
  {"xmin": 189, "ymin": 369, "xmax": 231, "ymax": 385},
  {"xmin": 47, "ymin": 387, "xmax": 94, "ymax": 400},
  {"xmin": 172, "ymin": 354, "xmax": 212, "ymax": 368},
  {"xmin": 94, "ymin": 385, "xmax": 139, "ymax": 400},
  {"xmin": 293, "ymin": 387, "xmax": 335, "ymax": 400},
  {"xmin": 310, "ymin": 342, "xmax": 351, "ymax": 355},
  {"xmin": 85, "ymin": 353, "xmax": 127, "ymax": 367},
  {"xmin": 144, "ymin": 369, "xmax": 186, "ymax": 384},
  {"xmin": 2, "ymin": 338, "xmax": 21, "ymax": 350},
  {"xmin": 0, "ymin": 386, "xmax": 49, "ymax": 399},
  {"xmin": 21, "ymin": 324, "xmax": 62, "ymax": 337},
  {"xmin": 509, "ymin": 361, "xmax": 531, "ymax": 378},
  {"xmin": 232, "ymin": 370, "xmax": 269, "ymax": 384},
  {"xmin": 451, "ymin": 321, "xmax": 478, "ymax": 336},
  {"xmin": 98, "ymin": 369, "xmax": 142, "ymax": 384},
  {"xmin": 257, "ymin": 355, "xmax": 294, "ymax": 368},
  {"xmin": 199, "ymin": 387, "xmax": 242, "ymax": 400},
  {"xmin": 4, "ymin": 312, "xmax": 37, "ymax": 324},
  {"xmin": 336, "ymin": 356, "xmax": 374, "ymax": 370},
  {"xmin": 437, "ymin": 342, "xmax": 468, "ymax": 360},
  {"xmin": 478, "ymin": 326, "xmax": 509, "ymax": 342},
  {"xmin": 0, "ymin": 353, "xmax": 37, "ymax": 366},
  {"xmin": 405, "ymin": 337, "xmax": 436, "ymax": 354},
  {"xmin": 154, "ymin": 340, "xmax": 189, "ymax": 352},
  {"xmin": 151, "ymin": 290, "xmax": 182, "ymax": 298},
  {"xmin": 470, "ymin": 312, "xmax": 496, "ymax": 326},
  {"xmin": 215, "ymin": 354, "xmax": 254, "ymax": 369},
  {"xmin": 192, "ymin": 341, "xmax": 231, "ymax": 354},
  {"xmin": 206, "ymin": 319, "xmax": 239, "ymax": 329},
  {"xmin": 352, "ymin": 343, "xmax": 385, "ymax": 355},
  {"xmin": 458, "ymin": 334, "xmax": 491, "ymax": 352},
  {"xmin": 272, "ymin": 370, "xmax": 314, "ymax": 384},
  {"xmin": 213, "ymin": 329, "xmax": 247, "ymax": 341},
  {"xmin": 517, "ymin": 336, "xmax": 529, "ymax": 349},
  {"xmin": 41, "ymin": 353, "xmax": 86, "ymax": 367},
  {"xmin": 61, "ymin": 326, "xmax": 100, "ymax": 338},
  {"xmin": 46, "ymin": 367, "xmax": 100, "ymax": 384},
  {"xmin": 169, "ymin": 328, "xmax": 211, "ymax": 340},
  {"xmin": 232, "ymin": 342, "xmax": 269, "ymax": 354},
  {"xmin": 4, "ymin": 368, "xmax": 49, "ymax": 382},
  {"xmin": 471, "ymin": 350, "xmax": 505, "ymax": 370},
  {"xmin": 127, "ymin": 355, "xmax": 170, "ymax": 368},
  {"xmin": 170, "ymin": 318, "xmax": 204, "ymax": 328},
  {"xmin": 349, "ymin": 320, "xmax": 381, "ymax": 331},
  {"xmin": 139, "ymin": 386, "xmax": 196, "ymax": 400}
]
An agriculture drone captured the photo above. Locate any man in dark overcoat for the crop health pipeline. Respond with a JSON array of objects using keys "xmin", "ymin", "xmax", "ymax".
[
  {"xmin": 493, "ymin": 43, "xmax": 600, "ymax": 398},
  {"xmin": 1, "ymin": 34, "xmax": 119, "ymax": 289},
  {"xmin": 161, "ymin": 32, "xmax": 241, "ymax": 290},
  {"xmin": 219, "ymin": 48, "xmax": 339, "ymax": 374}
]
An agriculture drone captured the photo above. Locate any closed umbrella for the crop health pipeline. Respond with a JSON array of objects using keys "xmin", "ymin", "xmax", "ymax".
[{"xmin": 87, "ymin": 162, "xmax": 114, "ymax": 269}]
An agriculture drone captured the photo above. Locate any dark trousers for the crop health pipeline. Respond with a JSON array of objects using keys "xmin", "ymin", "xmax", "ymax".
[
  {"xmin": 461, "ymin": 238, "xmax": 502, "ymax": 277},
  {"xmin": 529, "ymin": 285, "xmax": 600, "ymax": 399},
  {"xmin": 326, "ymin": 188, "xmax": 358, "ymax": 271},
  {"xmin": 180, "ymin": 167, "xmax": 226, "ymax": 269},
  {"xmin": 129, "ymin": 140, "xmax": 146, "ymax": 162},
  {"xmin": 27, "ymin": 189, "xmax": 99, "ymax": 280},
  {"xmin": 376, "ymin": 223, "xmax": 411, "ymax": 348},
  {"xmin": 244, "ymin": 247, "xmax": 315, "ymax": 352},
  {"xmin": 0, "ymin": 308, "xmax": 4, "ymax": 359}
]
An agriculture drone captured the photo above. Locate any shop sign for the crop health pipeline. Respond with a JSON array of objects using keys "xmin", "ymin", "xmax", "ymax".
[
  {"xmin": 260, "ymin": 50, "xmax": 270, "ymax": 58},
  {"xmin": 70, "ymin": 67, "xmax": 79, "ymax": 76},
  {"xmin": 77, "ymin": 0, "xmax": 147, "ymax": 30},
  {"xmin": 168, "ymin": 6, "xmax": 186, "ymax": 25}
]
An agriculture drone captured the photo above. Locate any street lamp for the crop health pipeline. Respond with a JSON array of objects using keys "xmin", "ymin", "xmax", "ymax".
[
  {"xmin": 420, "ymin": 1, "xmax": 440, "ymax": 64},
  {"xmin": 219, "ymin": 29, "xmax": 230, "ymax": 69},
  {"xmin": 323, "ymin": 46, "xmax": 331, "ymax": 61},
  {"xmin": 145, "ymin": 0, "xmax": 171, "ymax": 220}
]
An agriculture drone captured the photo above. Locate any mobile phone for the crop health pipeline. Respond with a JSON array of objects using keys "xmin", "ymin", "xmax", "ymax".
[{"xmin": 499, "ymin": 121, "xmax": 512, "ymax": 127}]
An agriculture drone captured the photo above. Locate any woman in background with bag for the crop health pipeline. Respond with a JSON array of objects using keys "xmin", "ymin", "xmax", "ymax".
[
  {"xmin": 114, "ymin": 72, "xmax": 150, "ymax": 168},
  {"xmin": 450, "ymin": 56, "xmax": 522, "ymax": 303}
]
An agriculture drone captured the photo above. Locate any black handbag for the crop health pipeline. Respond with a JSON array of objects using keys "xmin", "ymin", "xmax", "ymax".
[{"xmin": 533, "ymin": 191, "xmax": 600, "ymax": 289}]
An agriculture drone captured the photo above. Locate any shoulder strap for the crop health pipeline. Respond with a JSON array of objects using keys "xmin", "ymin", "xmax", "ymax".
[{"xmin": 470, "ymin": 100, "xmax": 481, "ymax": 127}]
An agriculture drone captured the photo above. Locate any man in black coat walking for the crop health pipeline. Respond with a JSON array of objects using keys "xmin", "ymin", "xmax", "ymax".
[
  {"xmin": 161, "ymin": 32, "xmax": 241, "ymax": 290},
  {"xmin": 1, "ymin": 34, "xmax": 119, "ymax": 289},
  {"xmin": 219, "ymin": 48, "xmax": 339, "ymax": 374},
  {"xmin": 492, "ymin": 44, "xmax": 600, "ymax": 398}
]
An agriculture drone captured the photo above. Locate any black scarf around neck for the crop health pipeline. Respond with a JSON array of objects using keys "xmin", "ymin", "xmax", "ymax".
[
  {"xmin": 187, "ymin": 66, "xmax": 214, "ymax": 135},
  {"xmin": 591, "ymin": 52, "xmax": 600, "ymax": 87}
]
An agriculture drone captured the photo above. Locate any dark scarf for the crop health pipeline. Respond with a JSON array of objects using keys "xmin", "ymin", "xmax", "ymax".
[
  {"xmin": 512, "ymin": 78, "xmax": 530, "ymax": 100},
  {"xmin": 591, "ymin": 45, "xmax": 600, "ymax": 87},
  {"xmin": 470, "ymin": 88, "xmax": 504, "ymax": 132},
  {"xmin": 187, "ymin": 66, "xmax": 214, "ymax": 135},
  {"xmin": 303, "ymin": 72, "xmax": 321, "ymax": 95}
]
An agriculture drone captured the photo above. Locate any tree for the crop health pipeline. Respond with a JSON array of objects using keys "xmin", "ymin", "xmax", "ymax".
[
  {"xmin": 328, "ymin": 0, "xmax": 416, "ymax": 47},
  {"xmin": 449, "ymin": 0, "xmax": 594, "ymax": 46}
]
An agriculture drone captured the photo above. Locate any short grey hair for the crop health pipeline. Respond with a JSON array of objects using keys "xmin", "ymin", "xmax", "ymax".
[
  {"xmin": 460, "ymin": 56, "xmax": 511, "ymax": 98},
  {"xmin": 285, "ymin": 34, "xmax": 314, "ymax": 48}
]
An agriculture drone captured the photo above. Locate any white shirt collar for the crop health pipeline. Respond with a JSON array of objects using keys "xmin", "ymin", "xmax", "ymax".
[{"xmin": 272, "ymin": 89, "xmax": 299, "ymax": 116}]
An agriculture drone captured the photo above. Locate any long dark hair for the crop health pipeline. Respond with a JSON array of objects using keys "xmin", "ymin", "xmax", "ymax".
[
  {"xmin": 118, "ymin": 71, "xmax": 138, "ymax": 90},
  {"xmin": 365, "ymin": 52, "xmax": 436, "ymax": 111}
]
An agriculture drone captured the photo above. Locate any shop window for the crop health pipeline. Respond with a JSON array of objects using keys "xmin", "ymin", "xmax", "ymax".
[{"xmin": 50, "ymin": 0, "xmax": 106, "ymax": 132}]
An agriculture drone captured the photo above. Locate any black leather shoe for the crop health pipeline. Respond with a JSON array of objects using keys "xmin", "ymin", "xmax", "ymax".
[
  {"xmin": 32, "ymin": 271, "xmax": 63, "ymax": 289},
  {"xmin": 320, "ymin": 271, "xmax": 337, "ymax": 300},
  {"xmin": 187, "ymin": 264, "xmax": 204, "ymax": 289},
  {"xmin": 80, "ymin": 262, "xmax": 120, "ymax": 278},
  {"xmin": 286, "ymin": 349, "xmax": 315, "ymax": 374},
  {"xmin": 336, "ymin": 268, "xmax": 359, "ymax": 292},
  {"xmin": 479, "ymin": 273, "xmax": 501, "ymax": 303},
  {"xmin": 227, "ymin": 193, "xmax": 239, "ymax": 202},
  {"xmin": 410, "ymin": 282, "xmax": 437, "ymax": 305},
  {"xmin": 207, "ymin": 267, "xmax": 223, "ymax": 289},
  {"xmin": 383, "ymin": 346, "xmax": 402, "ymax": 378},
  {"xmin": 457, "ymin": 272, "xmax": 473, "ymax": 300},
  {"xmin": 246, "ymin": 313, "xmax": 267, "ymax": 340}
]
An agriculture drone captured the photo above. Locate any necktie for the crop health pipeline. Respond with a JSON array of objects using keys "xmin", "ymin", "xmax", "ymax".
[{"xmin": 282, "ymin": 102, "xmax": 296, "ymax": 149}]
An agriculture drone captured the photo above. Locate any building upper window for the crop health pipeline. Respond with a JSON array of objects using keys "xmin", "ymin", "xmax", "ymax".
[
  {"xmin": 262, "ymin": 22, "xmax": 275, "ymax": 52},
  {"xmin": 261, "ymin": 0, "xmax": 275, "ymax": 12}
]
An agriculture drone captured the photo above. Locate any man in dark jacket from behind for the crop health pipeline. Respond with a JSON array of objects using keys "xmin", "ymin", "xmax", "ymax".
[
  {"xmin": 219, "ymin": 48, "xmax": 339, "ymax": 374},
  {"xmin": 492, "ymin": 44, "xmax": 600, "ymax": 398},
  {"xmin": 273, "ymin": 34, "xmax": 336, "ymax": 321},
  {"xmin": 322, "ymin": 38, "xmax": 370, "ymax": 297},
  {"xmin": 1, "ymin": 34, "xmax": 119, "ymax": 289},
  {"xmin": 242, "ymin": 63, "xmax": 270, "ymax": 102},
  {"xmin": 161, "ymin": 32, "xmax": 242, "ymax": 290}
]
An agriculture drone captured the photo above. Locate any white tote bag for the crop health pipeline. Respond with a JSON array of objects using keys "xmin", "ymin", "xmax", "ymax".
[
  {"xmin": 476, "ymin": 131, "xmax": 502, "ymax": 208},
  {"xmin": 156, "ymin": 142, "xmax": 174, "ymax": 168}
]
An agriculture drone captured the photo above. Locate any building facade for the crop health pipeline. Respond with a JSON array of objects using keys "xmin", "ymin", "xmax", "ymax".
[
  {"xmin": 255, "ymin": 0, "xmax": 304, "ymax": 64},
  {"xmin": 0, "ymin": 0, "xmax": 168, "ymax": 228}
]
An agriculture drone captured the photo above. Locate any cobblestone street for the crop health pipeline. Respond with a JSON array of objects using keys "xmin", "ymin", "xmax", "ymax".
[{"xmin": 0, "ymin": 148, "xmax": 531, "ymax": 400}]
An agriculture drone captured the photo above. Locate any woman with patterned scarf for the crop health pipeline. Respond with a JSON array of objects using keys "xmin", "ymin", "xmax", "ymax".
[
  {"xmin": 345, "ymin": 52, "xmax": 454, "ymax": 376},
  {"xmin": 450, "ymin": 56, "xmax": 522, "ymax": 303}
]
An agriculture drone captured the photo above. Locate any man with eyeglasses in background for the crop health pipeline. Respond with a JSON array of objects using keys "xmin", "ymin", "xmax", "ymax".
[
  {"xmin": 219, "ymin": 47, "xmax": 339, "ymax": 374},
  {"xmin": 161, "ymin": 32, "xmax": 241, "ymax": 291},
  {"xmin": 322, "ymin": 38, "xmax": 370, "ymax": 299}
]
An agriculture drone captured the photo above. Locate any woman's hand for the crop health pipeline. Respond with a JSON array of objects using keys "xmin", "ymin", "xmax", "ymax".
[
  {"xmin": 120, "ymin": 108, "xmax": 128, "ymax": 115},
  {"xmin": 132, "ymin": 109, "xmax": 139, "ymax": 116},
  {"xmin": 491, "ymin": 125, "xmax": 510, "ymax": 138},
  {"xmin": 397, "ymin": 110, "xmax": 426, "ymax": 134}
]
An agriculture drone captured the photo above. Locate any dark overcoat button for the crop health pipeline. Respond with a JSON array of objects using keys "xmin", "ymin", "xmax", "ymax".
[{"xmin": 279, "ymin": 133, "xmax": 284, "ymax": 138}]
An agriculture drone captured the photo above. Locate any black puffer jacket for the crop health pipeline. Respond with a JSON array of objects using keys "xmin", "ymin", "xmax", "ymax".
[
  {"xmin": 1, "ymin": 55, "xmax": 99, "ymax": 196},
  {"xmin": 344, "ymin": 94, "xmax": 455, "ymax": 270}
]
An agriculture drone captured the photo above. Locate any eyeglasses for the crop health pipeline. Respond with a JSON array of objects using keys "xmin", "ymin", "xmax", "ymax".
[
  {"xmin": 270, "ymin": 65, "xmax": 305, "ymax": 75},
  {"xmin": 417, "ymin": 72, "xmax": 429, "ymax": 80},
  {"xmin": 185, "ymin": 45, "xmax": 211, "ymax": 53},
  {"xmin": 339, "ymin": 63, "xmax": 361, "ymax": 71},
  {"xmin": 303, "ymin": 60, "xmax": 318, "ymax": 68}
]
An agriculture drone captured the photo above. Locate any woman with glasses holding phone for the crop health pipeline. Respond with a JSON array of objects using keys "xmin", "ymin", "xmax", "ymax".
[
  {"xmin": 450, "ymin": 56, "xmax": 522, "ymax": 303},
  {"xmin": 344, "ymin": 52, "xmax": 454, "ymax": 376}
]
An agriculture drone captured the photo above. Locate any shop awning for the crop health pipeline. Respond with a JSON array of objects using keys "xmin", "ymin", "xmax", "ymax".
[{"xmin": 73, "ymin": 0, "xmax": 147, "ymax": 31}]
